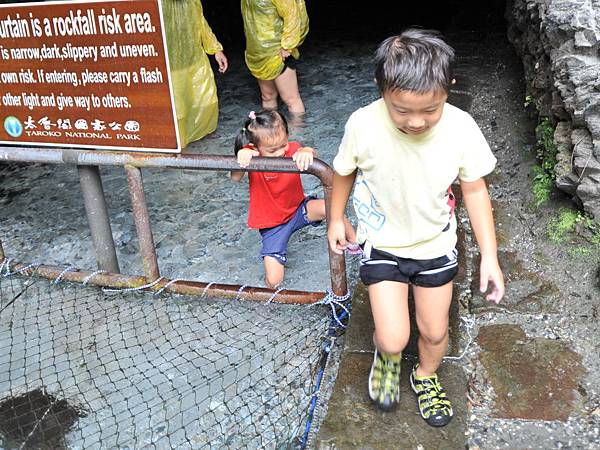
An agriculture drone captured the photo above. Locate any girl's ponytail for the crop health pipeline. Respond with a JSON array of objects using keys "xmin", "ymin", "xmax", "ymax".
[{"xmin": 234, "ymin": 119, "xmax": 253, "ymax": 155}]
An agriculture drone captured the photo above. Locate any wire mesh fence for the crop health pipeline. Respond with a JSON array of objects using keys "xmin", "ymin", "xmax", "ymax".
[{"xmin": 0, "ymin": 270, "xmax": 344, "ymax": 449}]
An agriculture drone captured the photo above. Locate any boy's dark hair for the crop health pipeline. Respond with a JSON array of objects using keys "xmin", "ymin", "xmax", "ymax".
[
  {"xmin": 374, "ymin": 28, "xmax": 455, "ymax": 95},
  {"xmin": 234, "ymin": 110, "xmax": 289, "ymax": 155}
]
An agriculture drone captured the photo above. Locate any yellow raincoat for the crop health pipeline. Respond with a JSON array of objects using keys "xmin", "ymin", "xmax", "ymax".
[
  {"xmin": 162, "ymin": 0, "xmax": 223, "ymax": 147},
  {"xmin": 241, "ymin": 0, "xmax": 309, "ymax": 81}
]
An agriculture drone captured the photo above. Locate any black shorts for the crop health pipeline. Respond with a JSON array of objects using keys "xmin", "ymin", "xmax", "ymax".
[
  {"xmin": 359, "ymin": 242, "xmax": 458, "ymax": 288},
  {"xmin": 283, "ymin": 56, "xmax": 299, "ymax": 72}
]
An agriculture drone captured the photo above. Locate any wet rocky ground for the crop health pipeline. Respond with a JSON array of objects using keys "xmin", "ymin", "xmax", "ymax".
[{"xmin": 1, "ymin": 24, "xmax": 600, "ymax": 450}]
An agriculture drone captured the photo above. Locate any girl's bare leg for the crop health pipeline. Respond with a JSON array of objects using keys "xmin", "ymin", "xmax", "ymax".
[
  {"xmin": 257, "ymin": 79, "xmax": 278, "ymax": 110},
  {"xmin": 274, "ymin": 67, "xmax": 305, "ymax": 114},
  {"xmin": 306, "ymin": 199, "xmax": 326, "ymax": 222},
  {"xmin": 263, "ymin": 256, "xmax": 284, "ymax": 288}
]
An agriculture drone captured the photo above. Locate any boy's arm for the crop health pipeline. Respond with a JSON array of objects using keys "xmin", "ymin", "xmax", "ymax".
[
  {"xmin": 460, "ymin": 177, "xmax": 505, "ymax": 303},
  {"xmin": 327, "ymin": 171, "xmax": 357, "ymax": 254}
]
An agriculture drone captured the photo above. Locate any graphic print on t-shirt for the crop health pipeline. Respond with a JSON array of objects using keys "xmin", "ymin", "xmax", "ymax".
[{"xmin": 353, "ymin": 178, "xmax": 386, "ymax": 231}]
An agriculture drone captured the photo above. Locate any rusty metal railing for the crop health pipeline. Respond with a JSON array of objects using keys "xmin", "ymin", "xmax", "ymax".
[{"xmin": 0, "ymin": 146, "xmax": 348, "ymax": 303}]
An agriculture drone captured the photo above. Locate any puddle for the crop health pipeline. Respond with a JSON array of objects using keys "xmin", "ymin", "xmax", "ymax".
[{"xmin": 0, "ymin": 389, "xmax": 86, "ymax": 450}]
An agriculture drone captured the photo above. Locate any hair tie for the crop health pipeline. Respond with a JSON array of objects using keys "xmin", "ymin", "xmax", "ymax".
[{"xmin": 248, "ymin": 111, "xmax": 256, "ymax": 120}]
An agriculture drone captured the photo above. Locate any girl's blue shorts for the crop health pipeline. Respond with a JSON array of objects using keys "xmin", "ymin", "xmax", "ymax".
[{"xmin": 259, "ymin": 196, "xmax": 321, "ymax": 265}]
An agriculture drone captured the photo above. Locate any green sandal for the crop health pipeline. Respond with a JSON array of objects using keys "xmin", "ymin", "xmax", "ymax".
[
  {"xmin": 409, "ymin": 364, "xmax": 453, "ymax": 427},
  {"xmin": 368, "ymin": 349, "xmax": 401, "ymax": 411}
]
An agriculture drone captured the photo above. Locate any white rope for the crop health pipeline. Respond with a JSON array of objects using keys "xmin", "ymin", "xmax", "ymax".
[
  {"xmin": 82, "ymin": 270, "xmax": 107, "ymax": 286},
  {"xmin": 313, "ymin": 289, "xmax": 352, "ymax": 329},
  {"xmin": 235, "ymin": 284, "xmax": 248, "ymax": 301},
  {"xmin": 443, "ymin": 315, "xmax": 476, "ymax": 361},
  {"xmin": 52, "ymin": 265, "xmax": 76, "ymax": 284},
  {"xmin": 155, "ymin": 278, "xmax": 185, "ymax": 295},
  {"xmin": 266, "ymin": 287, "xmax": 285, "ymax": 304},
  {"xmin": 103, "ymin": 276, "xmax": 164, "ymax": 293},
  {"xmin": 0, "ymin": 258, "xmax": 13, "ymax": 276},
  {"xmin": 1, "ymin": 261, "xmax": 41, "ymax": 277},
  {"xmin": 11, "ymin": 262, "xmax": 41, "ymax": 276},
  {"xmin": 201, "ymin": 282, "xmax": 214, "ymax": 298}
]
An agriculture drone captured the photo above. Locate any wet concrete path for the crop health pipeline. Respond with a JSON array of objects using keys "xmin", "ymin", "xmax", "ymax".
[{"xmin": 1, "ymin": 25, "xmax": 600, "ymax": 449}]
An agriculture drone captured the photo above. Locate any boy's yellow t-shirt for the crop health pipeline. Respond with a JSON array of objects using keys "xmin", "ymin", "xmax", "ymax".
[{"xmin": 333, "ymin": 99, "xmax": 497, "ymax": 259}]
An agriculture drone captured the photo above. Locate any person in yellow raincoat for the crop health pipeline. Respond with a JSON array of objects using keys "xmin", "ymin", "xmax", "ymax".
[
  {"xmin": 162, "ymin": 0, "xmax": 228, "ymax": 148},
  {"xmin": 241, "ymin": 0, "xmax": 309, "ymax": 114}
]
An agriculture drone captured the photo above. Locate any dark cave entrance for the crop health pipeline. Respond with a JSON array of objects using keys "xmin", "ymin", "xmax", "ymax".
[{"xmin": 202, "ymin": 0, "xmax": 510, "ymax": 46}]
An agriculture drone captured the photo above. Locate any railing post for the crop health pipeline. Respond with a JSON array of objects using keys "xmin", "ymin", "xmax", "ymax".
[
  {"xmin": 320, "ymin": 176, "xmax": 348, "ymax": 297},
  {"xmin": 125, "ymin": 165, "xmax": 160, "ymax": 281},
  {"xmin": 305, "ymin": 160, "xmax": 348, "ymax": 297},
  {"xmin": 77, "ymin": 165, "xmax": 120, "ymax": 273}
]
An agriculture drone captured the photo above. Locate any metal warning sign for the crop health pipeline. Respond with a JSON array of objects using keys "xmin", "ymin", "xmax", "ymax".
[{"xmin": 0, "ymin": 0, "xmax": 181, "ymax": 152}]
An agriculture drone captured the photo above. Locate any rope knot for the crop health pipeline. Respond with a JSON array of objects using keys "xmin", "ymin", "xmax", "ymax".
[{"xmin": 314, "ymin": 289, "xmax": 351, "ymax": 329}]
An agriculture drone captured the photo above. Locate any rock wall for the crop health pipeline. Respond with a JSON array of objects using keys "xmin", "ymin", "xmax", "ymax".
[{"xmin": 506, "ymin": 0, "xmax": 600, "ymax": 218}]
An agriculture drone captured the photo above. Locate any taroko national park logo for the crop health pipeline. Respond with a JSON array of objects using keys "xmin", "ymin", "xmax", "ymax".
[{"xmin": 4, "ymin": 116, "xmax": 23, "ymax": 138}]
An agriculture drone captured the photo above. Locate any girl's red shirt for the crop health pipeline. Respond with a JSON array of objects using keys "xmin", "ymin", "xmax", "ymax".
[{"xmin": 247, "ymin": 141, "xmax": 306, "ymax": 229}]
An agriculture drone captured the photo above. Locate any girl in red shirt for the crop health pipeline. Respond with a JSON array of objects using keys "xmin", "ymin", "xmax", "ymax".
[{"xmin": 231, "ymin": 110, "xmax": 358, "ymax": 288}]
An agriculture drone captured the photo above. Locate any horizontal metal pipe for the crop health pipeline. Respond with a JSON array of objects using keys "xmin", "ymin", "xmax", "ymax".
[
  {"xmin": 0, "ymin": 146, "xmax": 332, "ymax": 184},
  {"xmin": 2, "ymin": 260, "xmax": 326, "ymax": 304}
]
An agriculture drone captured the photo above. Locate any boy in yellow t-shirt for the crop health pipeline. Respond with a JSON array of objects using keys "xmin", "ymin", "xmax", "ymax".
[{"xmin": 327, "ymin": 29, "xmax": 505, "ymax": 426}]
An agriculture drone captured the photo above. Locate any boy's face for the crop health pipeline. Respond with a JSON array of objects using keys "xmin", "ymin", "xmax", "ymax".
[{"xmin": 383, "ymin": 89, "xmax": 448, "ymax": 135}]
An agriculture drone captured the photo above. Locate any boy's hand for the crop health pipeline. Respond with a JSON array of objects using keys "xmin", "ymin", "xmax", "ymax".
[
  {"xmin": 293, "ymin": 147, "xmax": 315, "ymax": 171},
  {"xmin": 327, "ymin": 218, "xmax": 348, "ymax": 255},
  {"xmin": 479, "ymin": 256, "xmax": 505, "ymax": 304},
  {"xmin": 237, "ymin": 148, "xmax": 259, "ymax": 168}
]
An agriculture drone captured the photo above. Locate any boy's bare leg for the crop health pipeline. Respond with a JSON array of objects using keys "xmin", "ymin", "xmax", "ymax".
[
  {"xmin": 369, "ymin": 281, "xmax": 410, "ymax": 354},
  {"xmin": 257, "ymin": 79, "xmax": 279, "ymax": 110},
  {"xmin": 263, "ymin": 256, "xmax": 284, "ymax": 288},
  {"xmin": 413, "ymin": 281, "xmax": 453, "ymax": 376},
  {"xmin": 274, "ymin": 68, "xmax": 305, "ymax": 114}
]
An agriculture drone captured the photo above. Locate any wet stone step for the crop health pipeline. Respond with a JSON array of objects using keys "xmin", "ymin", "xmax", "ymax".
[
  {"xmin": 316, "ymin": 353, "xmax": 466, "ymax": 449},
  {"xmin": 477, "ymin": 324, "xmax": 586, "ymax": 421},
  {"xmin": 317, "ymin": 270, "xmax": 466, "ymax": 448}
]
